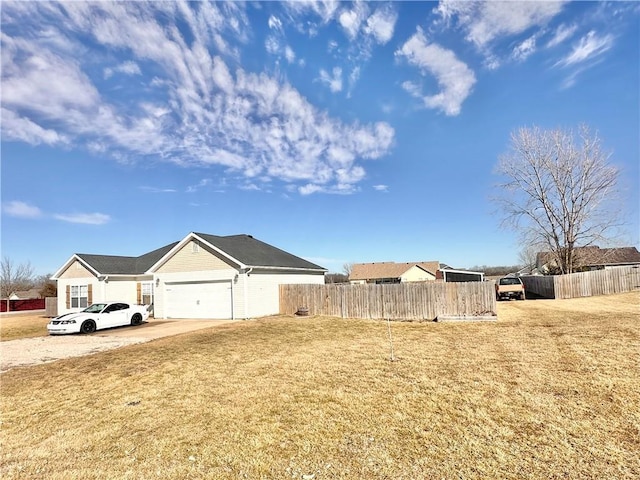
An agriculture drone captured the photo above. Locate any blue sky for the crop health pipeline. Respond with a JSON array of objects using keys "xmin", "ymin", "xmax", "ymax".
[{"xmin": 1, "ymin": 1, "xmax": 638, "ymax": 276}]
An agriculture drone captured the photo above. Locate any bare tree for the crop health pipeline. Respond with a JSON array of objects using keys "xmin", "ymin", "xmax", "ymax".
[
  {"xmin": 342, "ymin": 262, "xmax": 354, "ymax": 278},
  {"xmin": 494, "ymin": 125, "xmax": 622, "ymax": 274},
  {"xmin": 35, "ymin": 273, "xmax": 57, "ymax": 297},
  {"xmin": 517, "ymin": 244, "xmax": 539, "ymax": 274},
  {"xmin": 325, "ymin": 273, "xmax": 348, "ymax": 284},
  {"xmin": 0, "ymin": 257, "xmax": 35, "ymax": 312}
]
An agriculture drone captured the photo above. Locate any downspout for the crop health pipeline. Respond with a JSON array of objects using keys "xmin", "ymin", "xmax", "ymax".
[
  {"xmin": 230, "ymin": 274, "xmax": 235, "ymax": 320},
  {"xmin": 102, "ymin": 275, "xmax": 109, "ymax": 301},
  {"xmin": 243, "ymin": 267, "xmax": 253, "ymax": 319}
]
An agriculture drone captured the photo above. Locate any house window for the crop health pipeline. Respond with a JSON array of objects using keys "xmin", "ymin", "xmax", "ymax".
[
  {"xmin": 141, "ymin": 282, "xmax": 153, "ymax": 305},
  {"xmin": 192, "ymin": 241, "xmax": 199, "ymax": 253},
  {"xmin": 70, "ymin": 285, "xmax": 88, "ymax": 308}
]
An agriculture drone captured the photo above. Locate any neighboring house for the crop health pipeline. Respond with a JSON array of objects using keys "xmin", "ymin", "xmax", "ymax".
[
  {"xmin": 436, "ymin": 267, "xmax": 484, "ymax": 282},
  {"xmin": 536, "ymin": 246, "xmax": 640, "ymax": 273},
  {"xmin": 9, "ymin": 288, "xmax": 42, "ymax": 300},
  {"xmin": 51, "ymin": 232, "xmax": 326, "ymax": 319},
  {"xmin": 349, "ymin": 262, "xmax": 483, "ymax": 284}
]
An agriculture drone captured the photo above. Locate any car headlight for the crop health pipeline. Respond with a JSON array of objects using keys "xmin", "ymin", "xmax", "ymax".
[{"xmin": 60, "ymin": 320, "xmax": 77, "ymax": 324}]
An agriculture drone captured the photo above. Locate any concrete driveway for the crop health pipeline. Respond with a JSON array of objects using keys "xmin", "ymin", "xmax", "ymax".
[
  {"xmin": 94, "ymin": 318, "xmax": 239, "ymax": 340},
  {"xmin": 1, "ymin": 318, "xmax": 241, "ymax": 373}
]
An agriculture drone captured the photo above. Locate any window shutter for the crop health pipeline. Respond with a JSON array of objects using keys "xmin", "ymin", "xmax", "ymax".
[
  {"xmin": 88, "ymin": 284, "xmax": 93, "ymax": 304},
  {"xmin": 136, "ymin": 283, "xmax": 141, "ymax": 304},
  {"xmin": 66, "ymin": 285, "xmax": 70, "ymax": 309}
]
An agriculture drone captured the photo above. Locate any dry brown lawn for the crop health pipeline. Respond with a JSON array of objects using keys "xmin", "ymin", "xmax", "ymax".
[
  {"xmin": 0, "ymin": 313, "xmax": 50, "ymax": 341},
  {"xmin": 1, "ymin": 292, "xmax": 639, "ymax": 479}
]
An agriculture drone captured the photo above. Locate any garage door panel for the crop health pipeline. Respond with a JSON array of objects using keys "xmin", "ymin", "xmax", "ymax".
[{"xmin": 165, "ymin": 281, "xmax": 232, "ymax": 319}]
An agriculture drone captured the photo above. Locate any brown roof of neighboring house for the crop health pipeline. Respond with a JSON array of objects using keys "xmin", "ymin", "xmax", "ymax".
[
  {"xmin": 10, "ymin": 289, "xmax": 42, "ymax": 299},
  {"xmin": 537, "ymin": 246, "xmax": 640, "ymax": 268},
  {"xmin": 350, "ymin": 261, "xmax": 440, "ymax": 281}
]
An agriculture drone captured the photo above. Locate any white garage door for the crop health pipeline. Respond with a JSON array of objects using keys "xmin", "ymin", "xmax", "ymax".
[{"xmin": 165, "ymin": 281, "xmax": 232, "ymax": 319}]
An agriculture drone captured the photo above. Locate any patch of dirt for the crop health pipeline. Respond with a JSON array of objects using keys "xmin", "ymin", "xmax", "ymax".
[
  {"xmin": 0, "ymin": 335, "xmax": 146, "ymax": 373},
  {"xmin": 0, "ymin": 319, "xmax": 240, "ymax": 373}
]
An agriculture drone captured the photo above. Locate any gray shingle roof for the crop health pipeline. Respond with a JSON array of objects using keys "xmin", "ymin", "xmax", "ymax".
[
  {"xmin": 77, "ymin": 242, "xmax": 179, "ymax": 275},
  {"xmin": 74, "ymin": 234, "xmax": 324, "ymax": 275},
  {"xmin": 195, "ymin": 233, "xmax": 324, "ymax": 270}
]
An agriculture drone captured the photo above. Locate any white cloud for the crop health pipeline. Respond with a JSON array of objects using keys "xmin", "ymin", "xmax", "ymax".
[
  {"xmin": 282, "ymin": 2, "xmax": 395, "ymax": 92},
  {"xmin": 373, "ymin": 184, "xmax": 388, "ymax": 192},
  {"xmin": 268, "ymin": 15, "xmax": 283, "ymax": 32},
  {"xmin": 338, "ymin": 3, "xmax": 368, "ymax": 40},
  {"xmin": 263, "ymin": 15, "xmax": 299, "ymax": 67},
  {"xmin": 139, "ymin": 186, "xmax": 177, "ymax": 193},
  {"xmin": 239, "ymin": 183, "xmax": 261, "ymax": 191},
  {"xmin": 364, "ymin": 5, "xmax": 398, "ymax": 44},
  {"xmin": 546, "ymin": 23, "xmax": 577, "ymax": 48},
  {"xmin": 554, "ymin": 31, "xmax": 615, "ymax": 89},
  {"xmin": 556, "ymin": 30, "xmax": 613, "ymax": 67},
  {"xmin": 2, "ymin": 201, "xmax": 43, "ymax": 218},
  {"xmin": 54, "ymin": 213, "xmax": 111, "ymax": 225},
  {"xmin": 1, "ymin": 2, "xmax": 394, "ymax": 194},
  {"xmin": 318, "ymin": 66, "xmax": 343, "ymax": 92},
  {"xmin": 186, "ymin": 178, "xmax": 212, "ymax": 193},
  {"xmin": 284, "ymin": 46, "xmax": 296, "ymax": 63},
  {"xmin": 298, "ymin": 182, "xmax": 359, "ymax": 195},
  {"xmin": 512, "ymin": 36, "xmax": 537, "ymax": 61},
  {"xmin": 347, "ymin": 66, "xmax": 361, "ymax": 94},
  {"xmin": 0, "ymin": 108, "xmax": 68, "ymax": 146},
  {"xmin": 283, "ymin": 0, "xmax": 340, "ymax": 29},
  {"xmin": 435, "ymin": 0, "xmax": 566, "ymax": 48},
  {"xmin": 2, "ymin": 200, "xmax": 111, "ymax": 225},
  {"xmin": 104, "ymin": 60, "xmax": 141, "ymax": 79},
  {"xmin": 265, "ymin": 35, "xmax": 280, "ymax": 55},
  {"xmin": 396, "ymin": 28, "xmax": 476, "ymax": 116}
]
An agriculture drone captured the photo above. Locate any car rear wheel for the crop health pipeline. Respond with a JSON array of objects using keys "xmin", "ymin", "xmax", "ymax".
[
  {"xmin": 131, "ymin": 313, "xmax": 143, "ymax": 326},
  {"xmin": 80, "ymin": 320, "xmax": 96, "ymax": 334}
]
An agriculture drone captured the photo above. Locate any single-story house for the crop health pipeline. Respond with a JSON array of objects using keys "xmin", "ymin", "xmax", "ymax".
[
  {"xmin": 51, "ymin": 232, "xmax": 326, "ymax": 319},
  {"xmin": 349, "ymin": 261, "xmax": 484, "ymax": 284},
  {"xmin": 536, "ymin": 246, "xmax": 640, "ymax": 273},
  {"xmin": 9, "ymin": 288, "xmax": 42, "ymax": 300}
]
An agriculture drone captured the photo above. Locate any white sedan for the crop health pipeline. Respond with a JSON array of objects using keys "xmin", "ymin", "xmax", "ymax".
[{"xmin": 47, "ymin": 302, "xmax": 150, "ymax": 335}]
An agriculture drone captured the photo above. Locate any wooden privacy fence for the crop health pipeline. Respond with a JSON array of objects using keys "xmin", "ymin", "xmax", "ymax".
[
  {"xmin": 45, "ymin": 297, "xmax": 58, "ymax": 317},
  {"xmin": 280, "ymin": 282, "xmax": 496, "ymax": 321},
  {"xmin": 521, "ymin": 266, "xmax": 640, "ymax": 299},
  {"xmin": 519, "ymin": 275, "xmax": 555, "ymax": 299}
]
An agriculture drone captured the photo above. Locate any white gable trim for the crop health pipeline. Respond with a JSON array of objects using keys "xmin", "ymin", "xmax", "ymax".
[
  {"xmin": 146, "ymin": 232, "xmax": 245, "ymax": 273},
  {"xmin": 51, "ymin": 254, "xmax": 101, "ymax": 280}
]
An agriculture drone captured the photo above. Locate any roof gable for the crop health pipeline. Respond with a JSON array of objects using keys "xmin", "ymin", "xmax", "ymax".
[{"xmin": 350, "ymin": 261, "xmax": 440, "ymax": 281}]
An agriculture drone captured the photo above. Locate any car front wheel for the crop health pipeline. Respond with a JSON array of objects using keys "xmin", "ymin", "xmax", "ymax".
[
  {"xmin": 131, "ymin": 313, "xmax": 143, "ymax": 326},
  {"xmin": 80, "ymin": 320, "xmax": 96, "ymax": 334}
]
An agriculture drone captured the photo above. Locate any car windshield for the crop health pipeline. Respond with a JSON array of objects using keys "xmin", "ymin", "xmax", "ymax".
[
  {"xmin": 83, "ymin": 303, "xmax": 107, "ymax": 313},
  {"xmin": 499, "ymin": 278, "xmax": 521, "ymax": 285}
]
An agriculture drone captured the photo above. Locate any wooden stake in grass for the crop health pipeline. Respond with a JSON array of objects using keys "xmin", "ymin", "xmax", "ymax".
[
  {"xmin": 386, "ymin": 317, "xmax": 396, "ymax": 362},
  {"xmin": 382, "ymin": 285, "xmax": 396, "ymax": 362}
]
